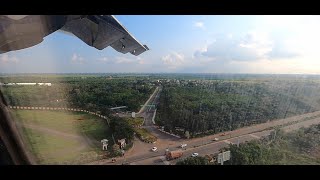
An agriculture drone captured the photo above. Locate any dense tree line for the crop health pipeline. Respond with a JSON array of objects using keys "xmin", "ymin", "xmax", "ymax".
[
  {"xmin": 176, "ymin": 156, "xmax": 210, "ymax": 165},
  {"xmin": 1, "ymin": 76, "xmax": 155, "ymax": 113},
  {"xmin": 227, "ymin": 125, "xmax": 320, "ymax": 165},
  {"xmin": 156, "ymin": 80, "xmax": 320, "ymax": 137}
]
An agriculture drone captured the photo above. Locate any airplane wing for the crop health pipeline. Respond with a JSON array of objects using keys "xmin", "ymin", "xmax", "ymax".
[
  {"xmin": 0, "ymin": 15, "xmax": 149, "ymax": 55},
  {"xmin": 0, "ymin": 15, "xmax": 149, "ymax": 165}
]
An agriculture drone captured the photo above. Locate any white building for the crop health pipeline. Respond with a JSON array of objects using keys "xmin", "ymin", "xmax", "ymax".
[
  {"xmin": 38, "ymin": 83, "xmax": 52, "ymax": 86},
  {"xmin": 1, "ymin": 82, "xmax": 52, "ymax": 86},
  {"xmin": 16, "ymin": 83, "xmax": 37, "ymax": 85}
]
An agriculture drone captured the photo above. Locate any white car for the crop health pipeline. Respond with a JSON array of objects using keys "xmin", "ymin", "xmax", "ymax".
[
  {"xmin": 191, "ymin": 153, "xmax": 199, "ymax": 157},
  {"xmin": 213, "ymin": 138, "xmax": 219, "ymax": 141},
  {"xmin": 151, "ymin": 147, "xmax": 157, "ymax": 152},
  {"xmin": 180, "ymin": 144, "xmax": 187, "ymax": 148}
]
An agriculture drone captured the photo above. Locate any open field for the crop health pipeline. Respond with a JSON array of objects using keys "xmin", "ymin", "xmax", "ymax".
[{"xmin": 10, "ymin": 109, "xmax": 111, "ymax": 164}]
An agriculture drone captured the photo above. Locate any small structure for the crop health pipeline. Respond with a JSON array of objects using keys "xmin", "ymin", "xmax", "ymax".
[
  {"xmin": 118, "ymin": 139, "xmax": 126, "ymax": 149},
  {"xmin": 131, "ymin": 112, "xmax": 136, "ymax": 118},
  {"xmin": 217, "ymin": 151, "xmax": 231, "ymax": 165},
  {"xmin": 101, "ymin": 139, "xmax": 108, "ymax": 151},
  {"xmin": 110, "ymin": 106, "xmax": 127, "ymax": 110}
]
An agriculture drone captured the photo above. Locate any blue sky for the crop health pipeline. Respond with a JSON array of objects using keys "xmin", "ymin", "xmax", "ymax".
[{"xmin": 1, "ymin": 15, "xmax": 320, "ymax": 74}]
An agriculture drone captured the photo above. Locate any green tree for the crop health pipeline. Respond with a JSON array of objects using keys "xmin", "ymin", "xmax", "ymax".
[
  {"xmin": 109, "ymin": 116, "xmax": 134, "ymax": 142},
  {"xmin": 176, "ymin": 157, "xmax": 210, "ymax": 165}
]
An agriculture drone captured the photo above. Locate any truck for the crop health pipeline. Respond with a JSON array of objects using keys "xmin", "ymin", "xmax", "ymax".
[{"xmin": 165, "ymin": 150, "xmax": 183, "ymax": 161}]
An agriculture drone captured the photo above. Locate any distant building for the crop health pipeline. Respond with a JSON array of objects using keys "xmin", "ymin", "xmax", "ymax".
[
  {"xmin": 1, "ymin": 82, "xmax": 52, "ymax": 86},
  {"xmin": 118, "ymin": 139, "xmax": 126, "ymax": 149},
  {"xmin": 16, "ymin": 83, "xmax": 36, "ymax": 86},
  {"xmin": 38, "ymin": 83, "xmax": 52, "ymax": 86}
]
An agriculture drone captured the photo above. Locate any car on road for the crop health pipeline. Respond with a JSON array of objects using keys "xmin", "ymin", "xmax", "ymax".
[
  {"xmin": 191, "ymin": 153, "xmax": 199, "ymax": 157},
  {"xmin": 213, "ymin": 137, "xmax": 219, "ymax": 141},
  {"xmin": 151, "ymin": 147, "xmax": 158, "ymax": 152},
  {"xmin": 180, "ymin": 144, "xmax": 187, "ymax": 148}
]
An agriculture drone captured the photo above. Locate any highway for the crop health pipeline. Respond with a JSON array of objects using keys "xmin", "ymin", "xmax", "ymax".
[
  {"xmin": 118, "ymin": 114, "xmax": 320, "ymax": 165},
  {"xmin": 88, "ymin": 86, "xmax": 320, "ymax": 165},
  {"xmin": 90, "ymin": 110, "xmax": 320, "ymax": 165}
]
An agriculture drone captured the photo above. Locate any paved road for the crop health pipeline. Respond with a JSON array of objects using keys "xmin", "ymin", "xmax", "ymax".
[
  {"xmin": 137, "ymin": 86, "xmax": 160, "ymax": 114},
  {"xmin": 90, "ymin": 112, "xmax": 320, "ymax": 165},
  {"xmin": 129, "ymin": 116, "xmax": 320, "ymax": 165},
  {"xmin": 88, "ymin": 86, "xmax": 320, "ymax": 165},
  {"xmin": 139, "ymin": 86, "xmax": 181, "ymax": 147}
]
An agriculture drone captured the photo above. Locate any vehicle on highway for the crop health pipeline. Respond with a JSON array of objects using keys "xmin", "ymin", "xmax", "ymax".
[
  {"xmin": 191, "ymin": 153, "xmax": 199, "ymax": 157},
  {"xmin": 180, "ymin": 144, "xmax": 187, "ymax": 148},
  {"xmin": 151, "ymin": 147, "xmax": 158, "ymax": 152},
  {"xmin": 166, "ymin": 150, "xmax": 183, "ymax": 160},
  {"xmin": 213, "ymin": 138, "xmax": 219, "ymax": 141}
]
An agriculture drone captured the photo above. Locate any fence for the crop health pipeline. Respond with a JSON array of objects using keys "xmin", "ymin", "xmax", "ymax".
[{"xmin": 8, "ymin": 105, "xmax": 108, "ymax": 120}]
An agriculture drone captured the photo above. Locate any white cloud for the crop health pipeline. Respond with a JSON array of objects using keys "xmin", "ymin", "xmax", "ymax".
[
  {"xmin": 193, "ymin": 21, "xmax": 205, "ymax": 29},
  {"xmin": 99, "ymin": 57, "xmax": 109, "ymax": 62},
  {"xmin": 115, "ymin": 57, "xmax": 134, "ymax": 64},
  {"xmin": 71, "ymin": 53, "xmax": 85, "ymax": 64},
  {"xmin": 227, "ymin": 58, "xmax": 320, "ymax": 74},
  {"xmin": 97, "ymin": 56, "xmax": 145, "ymax": 65},
  {"xmin": 137, "ymin": 57, "xmax": 145, "ymax": 65},
  {"xmin": 195, "ymin": 32, "xmax": 299, "ymax": 62},
  {"xmin": 0, "ymin": 54, "xmax": 19, "ymax": 64},
  {"xmin": 98, "ymin": 57, "xmax": 113, "ymax": 64},
  {"xmin": 162, "ymin": 52, "xmax": 185, "ymax": 69}
]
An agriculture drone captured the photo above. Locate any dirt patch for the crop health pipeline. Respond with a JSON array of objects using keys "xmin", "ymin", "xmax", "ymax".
[
  {"xmin": 18, "ymin": 123, "xmax": 83, "ymax": 140},
  {"xmin": 310, "ymin": 147, "xmax": 320, "ymax": 158}
]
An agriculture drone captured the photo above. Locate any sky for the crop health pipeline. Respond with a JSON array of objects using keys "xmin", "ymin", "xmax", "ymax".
[{"xmin": 1, "ymin": 15, "xmax": 320, "ymax": 74}]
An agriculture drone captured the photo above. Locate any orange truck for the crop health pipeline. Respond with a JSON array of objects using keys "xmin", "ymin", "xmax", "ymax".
[{"xmin": 166, "ymin": 150, "xmax": 183, "ymax": 161}]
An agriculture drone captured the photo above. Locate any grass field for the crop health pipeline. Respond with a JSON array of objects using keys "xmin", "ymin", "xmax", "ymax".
[{"xmin": 10, "ymin": 109, "xmax": 111, "ymax": 164}]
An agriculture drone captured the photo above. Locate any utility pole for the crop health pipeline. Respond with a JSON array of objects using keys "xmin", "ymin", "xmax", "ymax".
[
  {"xmin": 221, "ymin": 155, "xmax": 224, "ymax": 165},
  {"xmin": 237, "ymin": 138, "xmax": 240, "ymax": 147},
  {"xmin": 112, "ymin": 134, "xmax": 116, "ymax": 145},
  {"xmin": 221, "ymin": 150, "xmax": 224, "ymax": 165}
]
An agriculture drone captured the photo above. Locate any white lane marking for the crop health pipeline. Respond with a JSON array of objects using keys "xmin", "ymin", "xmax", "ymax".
[
  {"xmin": 160, "ymin": 156, "xmax": 170, "ymax": 165},
  {"xmin": 249, "ymin": 134, "xmax": 260, "ymax": 139}
]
